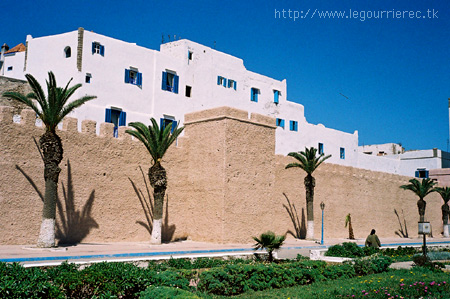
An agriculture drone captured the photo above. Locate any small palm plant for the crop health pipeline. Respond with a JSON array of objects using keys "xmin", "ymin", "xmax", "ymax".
[
  {"xmin": 126, "ymin": 118, "xmax": 184, "ymax": 244},
  {"xmin": 3, "ymin": 72, "xmax": 96, "ymax": 247},
  {"xmin": 400, "ymin": 178, "xmax": 436, "ymax": 222},
  {"xmin": 286, "ymin": 147, "xmax": 331, "ymax": 239},
  {"xmin": 252, "ymin": 231, "xmax": 286, "ymax": 262},
  {"xmin": 345, "ymin": 213, "xmax": 355, "ymax": 239},
  {"xmin": 434, "ymin": 186, "xmax": 450, "ymax": 237}
]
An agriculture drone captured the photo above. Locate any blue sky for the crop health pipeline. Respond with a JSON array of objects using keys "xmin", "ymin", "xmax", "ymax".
[{"xmin": 1, "ymin": 0, "xmax": 449, "ymax": 151}]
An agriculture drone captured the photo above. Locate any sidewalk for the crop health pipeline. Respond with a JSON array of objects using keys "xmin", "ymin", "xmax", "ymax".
[{"xmin": 1, "ymin": 236, "xmax": 449, "ymax": 268}]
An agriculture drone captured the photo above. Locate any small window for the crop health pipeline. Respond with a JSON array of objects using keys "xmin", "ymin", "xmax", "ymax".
[
  {"xmin": 415, "ymin": 169, "xmax": 429, "ymax": 179},
  {"xmin": 227, "ymin": 79, "xmax": 237, "ymax": 90},
  {"xmin": 251, "ymin": 88, "xmax": 259, "ymax": 102},
  {"xmin": 276, "ymin": 118, "xmax": 285, "ymax": 128},
  {"xmin": 217, "ymin": 76, "xmax": 227, "ymax": 87},
  {"xmin": 92, "ymin": 42, "xmax": 105, "ymax": 56},
  {"xmin": 340, "ymin": 147, "xmax": 345, "ymax": 159},
  {"xmin": 188, "ymin": 51, "xmax": 193, "ymax": 60},
  {"xmin": 289, "ymin": 120, "xmax": 298, "ymax": 131},
  {"xmin": 318, "ymin": 143, "xmax": 324, "ymax": 155},
  {"xmin": 105, "ymin": 108, "xmax": 126, "ymax": 138},
  {"xmin": 274, "ymin": 90, "xmax": 280, "ymax": 104},
  {"xmin": 64, "ymin": 46, "xmax": 71, "ymax": 58},
  {"xmin": 185, "ymin": 85, "xmax": 192, "ymax": 97},
  {"xmin": 125, "ymin": 69, "xmax": 142, "ymax": 86},
  {"xmin": 160, "ymin": 118, "xmax": 176, "ymax": 133},
  {"xmin": 7, "ymin": 66, "xmax": 12, "ymax": 71},
  {"xmin": 85, "ymin": 73, "xmax": 91, "ymax": 83},
  {"xmin": 162, "ymin": 71, "xmax": 179, "ymax": 93}
]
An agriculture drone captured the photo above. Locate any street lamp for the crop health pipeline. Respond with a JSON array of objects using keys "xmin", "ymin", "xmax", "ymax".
[{"xmin": 320, "ymin": 202, "xmax": 325, "ymax": 245}]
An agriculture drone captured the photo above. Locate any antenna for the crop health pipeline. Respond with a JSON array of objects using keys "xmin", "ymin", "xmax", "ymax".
[
  {"xmin": 161, "ymin": 34, "xmax": 164, "ymax": 44},
  {"xmin": 213, "ymin": 41, "xmax": 216, "ymax": 49}
]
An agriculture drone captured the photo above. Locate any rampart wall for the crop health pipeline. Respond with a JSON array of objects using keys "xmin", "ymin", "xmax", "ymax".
[{"xmin": 0, "ymin": 106, "xmax": 445, "ymax": 245}]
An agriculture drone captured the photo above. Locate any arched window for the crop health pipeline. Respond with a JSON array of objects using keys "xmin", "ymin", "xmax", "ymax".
[{"xmin": 64, "ymin": 46, "xmax": 71, "ymax": 58}]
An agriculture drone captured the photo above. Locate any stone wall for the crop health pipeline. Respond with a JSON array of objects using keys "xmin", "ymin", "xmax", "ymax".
[
  {"xmin": 0, "ymin": 76, "xmax": 32, "ymax": 114},
  {"xmin": 0, "ymin": 106, "xmax": 445, "ymax": 245}
]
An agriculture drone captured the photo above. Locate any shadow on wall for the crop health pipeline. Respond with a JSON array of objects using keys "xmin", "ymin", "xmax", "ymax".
[
  {"xmin": 394, "ymin": 209, "xmax": 409, "ymax": 238},
  {"xmin": 283, "ymin": 193, "xmax": 306, "ymax": 239},
  {"xmin": 15, "ymin": 159, "xmax": 98, "ymax": 245},
  {"xmin": 129, "ymin": 166, "xmax": 176, "ymax": 243}
]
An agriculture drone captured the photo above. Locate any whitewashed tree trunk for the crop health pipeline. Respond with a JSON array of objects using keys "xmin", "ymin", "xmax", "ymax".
[
  {"xmin": 444, "ymin": 224, "xmax": 449, "ymax": 238},
  {"xmin": 151, "ymin": 219, "xmax": 162, "ymax": 244},
  {"xmin": 37, "ymin": 218, "xmax": 56, "ymax": 247},
  {"xmin": 307, "ymin": 220, "xmax": 314, "ymax": 239}
]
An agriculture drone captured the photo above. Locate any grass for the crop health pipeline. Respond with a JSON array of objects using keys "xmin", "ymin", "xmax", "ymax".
[{"xmin": 196, "ymin": 268, "xmax": 449, "ymax": 298}]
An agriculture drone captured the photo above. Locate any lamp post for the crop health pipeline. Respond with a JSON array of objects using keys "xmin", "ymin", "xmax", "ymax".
[{"xmin": 320, "ymin": 202, "xmax": 325, "ymax": 245}]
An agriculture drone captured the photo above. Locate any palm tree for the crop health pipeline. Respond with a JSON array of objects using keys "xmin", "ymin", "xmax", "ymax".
[
  {"xmin": 3, "ymin": 72, "xmax": 96, "ymax": 247},
  {"xmin": 434, "ymin": 186, "xmax": 450, "ymax": 237},
  {"xmin": 285, "ymin": 147, "xmax": 331, "ymax": 239},
  {"xmin": 345, "ymin": 213, "xmax": 355, "ymax": 240},
  {"xmin": 252, "ymin": 231, "xmax": 286, "ymax": 262},
  {"xmin": 400, "ymin": 178, "xmax": 436, "ymax": 223},
  {"xmin": 126, "ymin": 118, "xmax": 184, "ymax": 244}
]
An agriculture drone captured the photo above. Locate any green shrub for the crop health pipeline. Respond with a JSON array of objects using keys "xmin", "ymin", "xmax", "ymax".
[
  {"xmin": 349, "ymin": 255, "xmax": 393, "ymax": 275},
  {"xmin": 0, "ymin": 263, "xmax": 64, "ymax": 299},
  {"xmin": 139, "ymin": 286, "xmax": 200, "ymax": 299},
  {"xmin": 198, "ymin": 261, "xmax": 327, "ymax": 295},
  {"xmin": 325, "ymin": 242, "xmax": 364, "ymax": 258}
]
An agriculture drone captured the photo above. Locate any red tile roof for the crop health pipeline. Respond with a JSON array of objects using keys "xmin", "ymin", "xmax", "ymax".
[{"xmin": 5, "ymin": 43, "xmax": 26, "ymax": 54}]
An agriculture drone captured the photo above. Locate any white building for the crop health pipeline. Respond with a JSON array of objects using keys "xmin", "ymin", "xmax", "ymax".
[{"xmin": 0, "ymin": 28, "xmax": 447, "ymax": 176}]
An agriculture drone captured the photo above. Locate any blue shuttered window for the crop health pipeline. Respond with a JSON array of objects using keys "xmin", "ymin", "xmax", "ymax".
[
  {"xmin": 218, "ymin": 76, "xmax": 237, "ymax": 90},
  {"xmin": 274, "ymin": 90, "xmax": 280, "ymax": 104},
  {"xmin": 415, "ymin": 169, "xmax": 429, "ymax": 178},
  {"xmin": 92, "ymin": 42, "xmax": 105, "ymax": 56},
  {"xmin": 318, "ymin": 143, "xmax": 324, "ymax": 155},
  {"xmin": 106, "ymin": 108, "xmax": 126, "ymax": 138},
  {"xmin": 162, "ymin": 71, "xmax": 179, "ymax": 94},
  {"xmin": 290, "ymin": 120, "xmax": 298, "ymax": 131},
  {"xmin": 251, "ymin": 88, "xmax": 259, "ymax": 102},
  {"xmin": 276, "ymin": 118, "xmax": 285, "ymax": 128},
  {"xmin": 340, "ymin": 148, "xmax": 345, "ymax": 159},
  {"xmin": 160, "ymin": 118, "xmax": 176, "ymax": 133},
  {"xmin": 125, "ymin": 69, "xmax": 142, "ymax": 87}
]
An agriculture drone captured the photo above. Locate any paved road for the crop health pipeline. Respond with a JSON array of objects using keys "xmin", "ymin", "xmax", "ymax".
[{"xmin": 1, "ymin": 237, "xmax": 449, "ymax": 268}]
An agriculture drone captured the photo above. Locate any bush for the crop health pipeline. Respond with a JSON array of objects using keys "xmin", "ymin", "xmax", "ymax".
[
  {"xmin": 349, "ymin": 255, "xmax": 393, "ymax": 275},
  {"xmin": 197, "ymin": 262, "xmax": 324, "ymax": 295},
  {"xmin": 325, "ymin": 242, "xmax": 364, "ymax": 258},
  {"xmin": 0, "ymin": 263, "xmax": 64, "ymax": 298},
  {"xmin": 139, "ymin": 286, "xmax": 200, "ymax": 299}
]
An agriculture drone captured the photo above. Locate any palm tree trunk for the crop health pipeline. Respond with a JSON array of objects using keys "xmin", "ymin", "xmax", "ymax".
[
  {"xmin": 442, "ymin": 204, "xmax": 449, "ymax": 237},
  {"xmin": 149, "ymin": 162, "xmax": 167, "ymax": 245},
  {"xmin": 417, "ymin": 198, "xmax": 426, "ymax": 223},
  {"xmin": 304, "ymin": 174, "xmax": 315, "ymax": 239},
  {"xmin": 37, "ymin": 131, "xmax": 63, "ymax": 247},
  {"xmin": 349, "ymin": 221, "xmax": 354, "ymax": 239}
]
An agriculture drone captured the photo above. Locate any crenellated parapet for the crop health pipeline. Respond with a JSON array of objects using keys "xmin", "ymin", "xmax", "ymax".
[{"xmin": 0, "ymin": 107, "xmax": 139, "ymax": 141}]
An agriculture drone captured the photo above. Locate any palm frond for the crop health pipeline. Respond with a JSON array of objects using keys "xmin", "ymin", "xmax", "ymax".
[
  {"xmin": 400, "ymin": 178, "xmax": 436, "ymax": 199},
  {"xmin": 286, "ymin": 147, "xmax": 331, "ymax": 174},
  {"xmin": 435, "ymin": 186, "xmax": 450, "ymax": 204},
  {"xmin": 126, "ymin": 118, "xmax": 184, "ymax": 164}
]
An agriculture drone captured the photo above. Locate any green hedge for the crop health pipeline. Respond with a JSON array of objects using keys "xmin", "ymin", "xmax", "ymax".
[
  {"xmin": 197, "ymin": 256, "xmax": 392, "ymax": 295},
  {"xmin": 0, "ymin": 255, "xmax": 393, "ymax": 298}
]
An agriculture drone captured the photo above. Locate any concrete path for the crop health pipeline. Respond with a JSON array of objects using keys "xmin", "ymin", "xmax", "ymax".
[{"xmin": 0, "ymin": 236, "xmax": 449, "ymax": 268}]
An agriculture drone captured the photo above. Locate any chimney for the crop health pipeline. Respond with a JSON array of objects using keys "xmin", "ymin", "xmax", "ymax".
[{"xmin": 0, "ymin": 43, "xmax": 9, "ymax": 75}]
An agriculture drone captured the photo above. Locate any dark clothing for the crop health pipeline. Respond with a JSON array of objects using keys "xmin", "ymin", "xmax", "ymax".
[{"xmin": 365, "ymin": 234, "xmax": 381, "ymax": 248}]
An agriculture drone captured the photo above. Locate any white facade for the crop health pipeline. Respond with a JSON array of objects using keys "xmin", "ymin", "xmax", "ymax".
[{"xmin": 1, "ymin": 28, "xmax": 447, "ymax": 175}]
